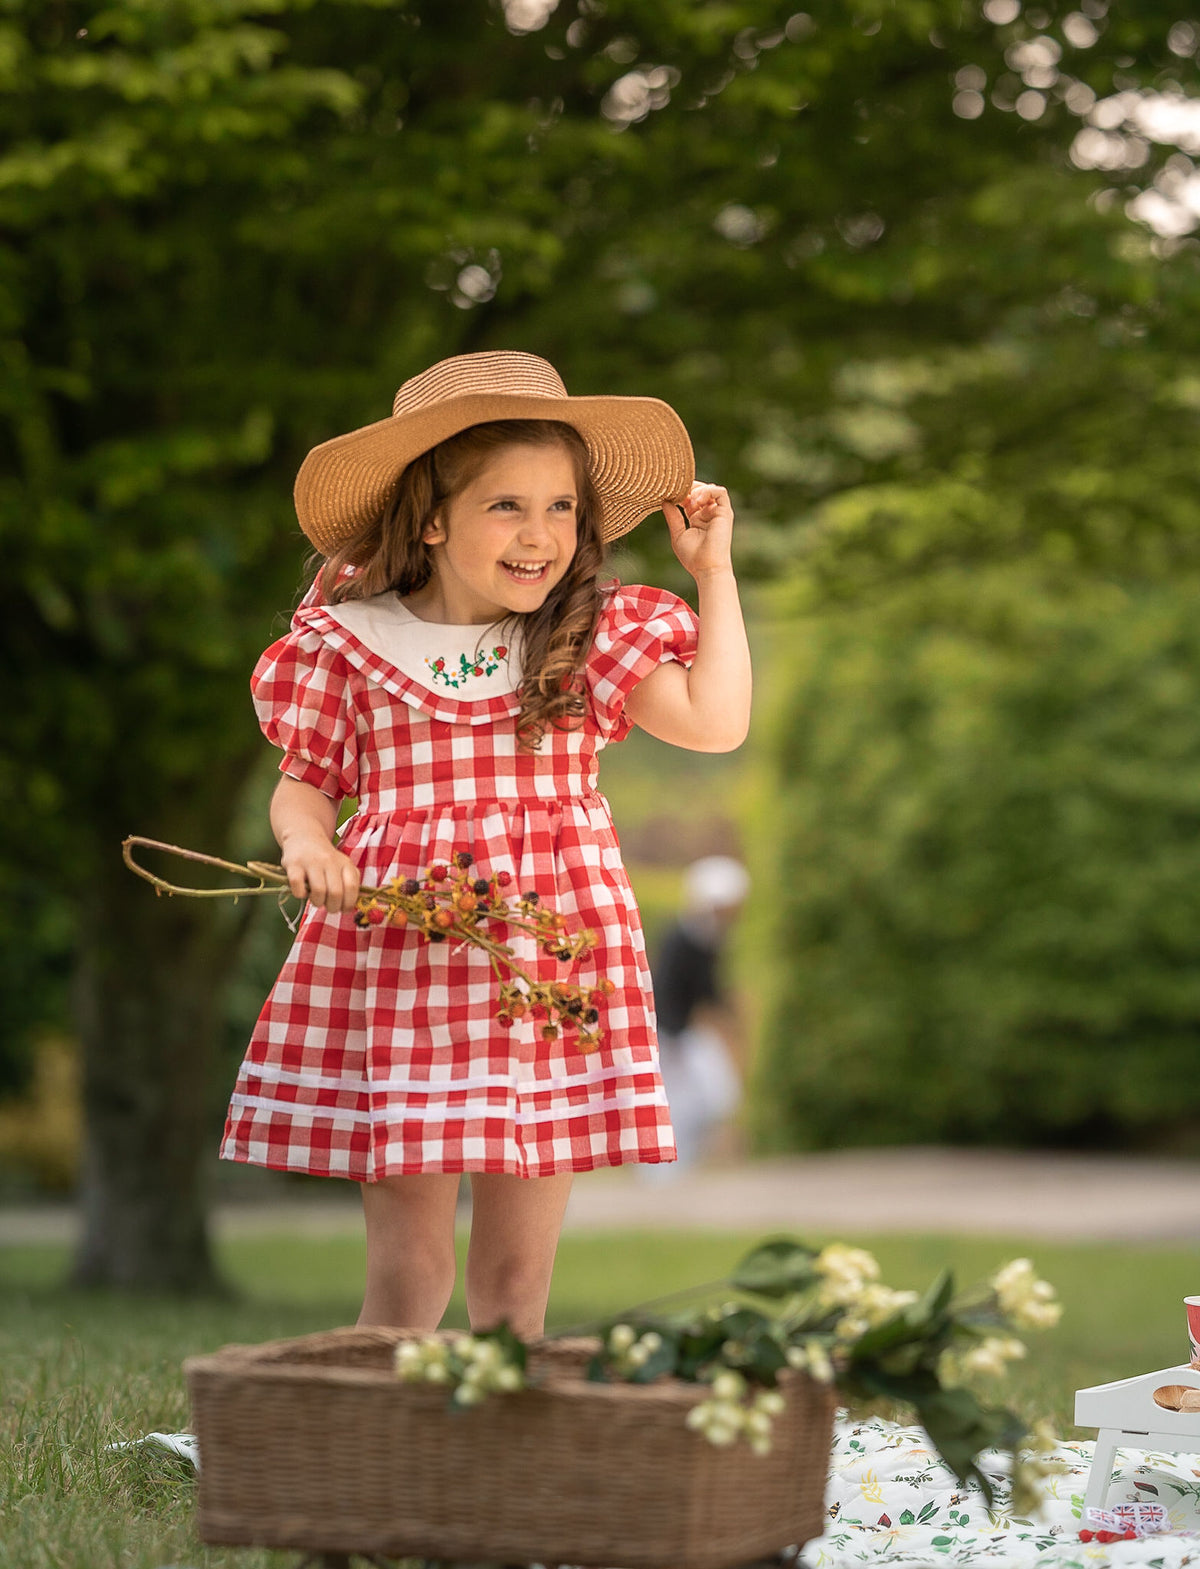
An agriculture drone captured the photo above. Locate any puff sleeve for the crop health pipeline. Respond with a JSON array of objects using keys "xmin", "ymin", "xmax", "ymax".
[
  {"xmin": 587, "ymin": 584, "xmax": 701, "ymax": 744},
  {"xmin": 289, "ymin": 561, "xmax": 356, "ymax": 623},
  {"xmin": 251, "ymin": 627, "xmax": 360, "ymax": 801}
]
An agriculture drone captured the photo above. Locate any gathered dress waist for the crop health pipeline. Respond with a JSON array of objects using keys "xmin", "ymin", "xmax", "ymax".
[{"xmin": 345, "ymin": 788, "xmax": 608, "ymax": 820}]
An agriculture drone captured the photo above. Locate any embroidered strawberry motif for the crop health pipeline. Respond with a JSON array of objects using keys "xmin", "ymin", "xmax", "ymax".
[{"xmin": 425, "ymin": 646, "xmax": 509, "ymax": 690}]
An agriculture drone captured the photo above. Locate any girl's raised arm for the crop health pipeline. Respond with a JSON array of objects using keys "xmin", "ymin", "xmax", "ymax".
[{"xmin": 622, "ymin": 483, "xmax": 752, "ymax": 753}]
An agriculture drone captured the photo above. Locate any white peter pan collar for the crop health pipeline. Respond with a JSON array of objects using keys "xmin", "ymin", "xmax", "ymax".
[{"xmin": 320, "ymin": 592, "xmax": 523, "ymax": 699}]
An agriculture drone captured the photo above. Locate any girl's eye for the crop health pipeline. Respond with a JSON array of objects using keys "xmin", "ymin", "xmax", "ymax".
[{"xmin": 488, "ymin": 499, "xmax": 576, "ymax": 512}]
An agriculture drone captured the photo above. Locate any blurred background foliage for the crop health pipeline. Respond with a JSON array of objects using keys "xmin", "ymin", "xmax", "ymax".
[
  {"xmin": 4, "ymin": 0, "xmax": 1200, "ymax": 1270},
  {"xmin": 750, "ymin": 568, "xmax": 1200, "ymax": 1152}
]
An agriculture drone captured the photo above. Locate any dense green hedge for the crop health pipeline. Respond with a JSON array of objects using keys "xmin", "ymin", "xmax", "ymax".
[{"xmin": 750, "ymin": 567, "xmax": 1200, "ymax": 1151}]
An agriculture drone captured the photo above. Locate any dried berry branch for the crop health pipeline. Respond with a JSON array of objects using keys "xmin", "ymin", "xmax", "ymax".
[
  {"xmin": 122, "ymin": 836, "xmax": 612, "ymax": 1053},
  {"xmin": 121, "ymin": 836, "xmax": 289, "ymax": 899}
]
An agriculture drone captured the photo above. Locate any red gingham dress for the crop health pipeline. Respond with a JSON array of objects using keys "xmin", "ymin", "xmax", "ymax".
[{"xmin": 220, "ymin": 582, "xmax": 700, "ymax": 1181}]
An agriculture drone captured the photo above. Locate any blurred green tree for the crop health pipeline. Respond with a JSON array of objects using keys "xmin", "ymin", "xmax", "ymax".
[
  {"xmin": 753, "ymin": 565, "xmax": 1200, "ymax": 1152},
  {"xmin": 5, "ymin": 0, "xmax": 1198, "ymax": 1283}
]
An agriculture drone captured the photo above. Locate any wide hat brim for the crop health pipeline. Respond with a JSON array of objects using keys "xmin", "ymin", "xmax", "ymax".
[{"xmin": 294, "ymin": 389, "xmax": 695, "ymax": 555}]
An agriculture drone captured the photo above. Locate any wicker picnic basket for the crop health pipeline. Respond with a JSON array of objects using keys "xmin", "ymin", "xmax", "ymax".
[{"xmin": 185, "ymin": 1325, "xmax": 837, "ymax": 1568}]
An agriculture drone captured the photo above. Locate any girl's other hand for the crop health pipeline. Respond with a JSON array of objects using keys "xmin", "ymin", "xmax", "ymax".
[
  {"xmin": 280, "ymin": 833, "xmax": 361, "ymax": 912},
  {"xmin": 665, "ymin": 482, "xmax": 735, "ymax": 581}
]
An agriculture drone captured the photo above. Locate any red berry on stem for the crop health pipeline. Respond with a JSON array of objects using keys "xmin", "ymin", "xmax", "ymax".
[
  {"xmin": 430, "ymin": 864, "xmax": 448, "ymax": 881},
  {"xmin": 367, "ymin": 906, "xmax": 387, "ymax": 925},
  {"xmin": 496, "ymin": 871, "xmax": 513, "ymax": 887}
]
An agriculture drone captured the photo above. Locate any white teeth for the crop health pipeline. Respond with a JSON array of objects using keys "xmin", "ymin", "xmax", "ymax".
[{"xmin": 503, "ymin": 562, "xmax": 546, "ymax": 577}]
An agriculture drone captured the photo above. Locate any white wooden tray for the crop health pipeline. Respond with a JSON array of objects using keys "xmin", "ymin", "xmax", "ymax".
[{"xmin": 1074, "ymin": 1364, "xmax": 1200, "ymax": 1510}]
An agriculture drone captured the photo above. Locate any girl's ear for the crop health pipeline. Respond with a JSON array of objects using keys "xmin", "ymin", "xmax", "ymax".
[{"xmin": 422, "ymin": 511, "xmax": 447, "ymax": 546}]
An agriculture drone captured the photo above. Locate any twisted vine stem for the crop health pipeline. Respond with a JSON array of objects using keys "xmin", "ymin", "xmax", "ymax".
[{"xmin": 122, "ymin": 837, "xmax": 612, "ymax": 1053}]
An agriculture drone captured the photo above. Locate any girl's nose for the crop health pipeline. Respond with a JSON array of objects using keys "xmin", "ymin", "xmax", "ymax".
[{"xmin": 517, "ymin": 516, "xmax": 553, "ymax": 544}]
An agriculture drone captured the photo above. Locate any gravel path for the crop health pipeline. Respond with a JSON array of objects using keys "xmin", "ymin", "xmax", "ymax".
[{"xmin": 2, "ymin": 1147, "xmax": 1198, "ymax": 1246}]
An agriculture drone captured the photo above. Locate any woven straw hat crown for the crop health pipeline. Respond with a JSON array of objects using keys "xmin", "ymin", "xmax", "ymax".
[{"xmin": 294, "ymin": 351, "xmax": 695, "ymax": 555}]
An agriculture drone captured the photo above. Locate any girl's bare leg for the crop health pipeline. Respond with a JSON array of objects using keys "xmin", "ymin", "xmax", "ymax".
[
  {"xmin": 358, "ymin": 1172, "xmax": 462, "ymax": 1328},
  {"xmin": 465, "ymin": 1172, "xmax": 574, "ymax": 1339}
]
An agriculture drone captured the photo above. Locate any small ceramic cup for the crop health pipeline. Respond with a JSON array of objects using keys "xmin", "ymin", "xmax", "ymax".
[{"xmin": 1185, "ymin": 1297, "xmax": 1200, "ymax": 1367}]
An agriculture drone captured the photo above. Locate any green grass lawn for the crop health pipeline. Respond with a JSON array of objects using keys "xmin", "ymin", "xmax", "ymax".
[{"xmin": 2, "ymin": 1227, "xmax": 1196, "ymax": 1569}]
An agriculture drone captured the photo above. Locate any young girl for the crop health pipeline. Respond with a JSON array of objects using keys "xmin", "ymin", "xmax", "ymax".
[{"xmin": 221, "ymin": 351, "xmax": 752, "ymax": 1340}]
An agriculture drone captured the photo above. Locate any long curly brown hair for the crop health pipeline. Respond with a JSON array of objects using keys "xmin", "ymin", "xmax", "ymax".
[{"xmin": 315, "ymin": 419, "xmax": 605, "ymax": 750}]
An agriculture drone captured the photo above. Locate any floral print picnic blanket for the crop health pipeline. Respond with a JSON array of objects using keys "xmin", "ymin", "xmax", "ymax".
[{"xmin": 803, "ymin": 1417, "xmax": 1200, "ymax": 1569}]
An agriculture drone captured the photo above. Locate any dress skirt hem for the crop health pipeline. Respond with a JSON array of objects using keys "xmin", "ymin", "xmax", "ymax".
[{"xmin": 218, "ymin": 1143, "xmax": 679, "ymax": 1182}]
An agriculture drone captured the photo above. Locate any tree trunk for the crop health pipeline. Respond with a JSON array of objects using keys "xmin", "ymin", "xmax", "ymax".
[{"xmin": 71, "ymin": 839, "xmax": 248, "ymax": 1292}]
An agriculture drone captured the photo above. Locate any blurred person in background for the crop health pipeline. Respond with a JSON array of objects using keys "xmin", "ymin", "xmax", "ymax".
[{"xmin": 643, "ymin": 855, "xmax": 749, "ymax": 1179}]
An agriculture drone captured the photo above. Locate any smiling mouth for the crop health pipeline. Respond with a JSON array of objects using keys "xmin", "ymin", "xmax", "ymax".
[{"xmin": 501, "ymin": 561, "xmax": 550, "ymax": 582}]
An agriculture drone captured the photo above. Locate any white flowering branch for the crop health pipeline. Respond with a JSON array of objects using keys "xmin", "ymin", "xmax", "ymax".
[{"xmin": 388, "ymin": 1235, "xmax": 1062, "ymax": 1507}]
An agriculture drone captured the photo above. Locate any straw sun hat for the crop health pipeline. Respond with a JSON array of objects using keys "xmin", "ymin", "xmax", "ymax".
[{"xmin": 293, "ymin": 351, "xmax": 695, "ymax": 556}]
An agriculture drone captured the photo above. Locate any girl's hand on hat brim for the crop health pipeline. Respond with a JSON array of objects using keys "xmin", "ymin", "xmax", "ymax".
[{"xmin": 664, "ymin": 482, "xmax": 735, "ymax": 580}]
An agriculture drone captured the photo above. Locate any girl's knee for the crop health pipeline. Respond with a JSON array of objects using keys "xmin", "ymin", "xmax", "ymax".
[
  {"xmin": 466, "ymin": 1254, "xmax": 554, "ymax": 1336},
  {"xmin": 463, "ymin": 1172, "xmax": 571, "ymax": 1334},
  {"xmin": 362, "ymin": 1175, "xmax": 459, "ymax": 1280},
  {"xmin": 363, "ymin": 1173, "xmax": 458, "ymax": 1233},
  {"xmin": 371, "ymin": 1229, "xmax": 457, "ymax": 1282},
  {"xmin": 469, "ymin": 1250, "xmax": 546, "ymax": 1296}
]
